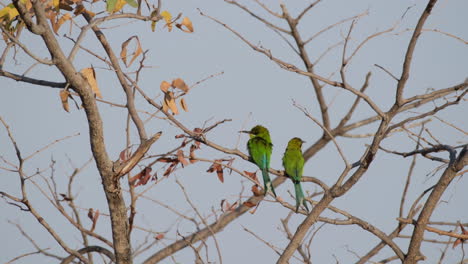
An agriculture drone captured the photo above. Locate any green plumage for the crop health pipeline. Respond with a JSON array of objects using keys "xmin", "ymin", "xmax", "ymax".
[
  {"xmin": 283, "ymin": 137, "xmax": 309, "ymax": 213},
  {"xmin": 242, "ymin": 125, "xmax": 276, "ymax": 197}
]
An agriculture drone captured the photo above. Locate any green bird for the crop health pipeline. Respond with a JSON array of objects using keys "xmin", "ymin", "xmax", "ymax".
[
  {"xmin": 283, "ymin": 137, "xmax": 309, "ymax": 213},
  {"xmin": 240, "ymin": 125, "xmax": 276, "ymax": 197}
]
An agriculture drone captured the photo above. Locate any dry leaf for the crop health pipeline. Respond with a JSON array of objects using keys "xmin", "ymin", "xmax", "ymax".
[
  {"xmin": 53, "ymin": 13, "xmax": 71, "ymax": 34},
  {"xmin": 453, "ymin": 222, "xmax": 468, "ymax": 248},
  {"xmin": 163, "ymin": 161, "xmax": 178, "ymax": 177},
  {"xmin": 162, "ymin": 99, "xmax": 168, "ymax": 112},
  {"xmin": 120, "ymin": 36, "xmax": 142, "ymax": 67},
  {"xmin": 176, "ymin": 149, "xmax": 189, "ymax": 167},
  {"xmin": 179, "ymin": 98, "xmax": 188, "ymax": 112},
  {"xmin": 129, "ymin": 167, "xmax": 153, "ymax": 186},
  {"xmin": 59, "ymin": 193, "xmax": 72, "ymax": 201},
  {"xmin": 176, "ymin": 17, "xmax": 194, "ymax": 33},
  {"xmin": 81, "ymin": 67, "xmax": 102, "ymax": 98},
  {"xmin": 160, "ymin": 10, "xmax": 172, "ymax": 31},
  {"xmin": 90, "ymin": 209, "xmax": 100, "ymax": 232},
  {"xmin": 164, "ymin": 91, "xmax": 179, "ymax": 115},
  {"xmin": 251, "ymin": 185, "xmax": 262, "ymax": 196},
  {"xmin": 216, "ymin": 165, "xmax": 224, "ymax": 183},
  {"xmin": 244, "ymin": 171, "xmax": 258, "ymax": 183},
  {"xmin": 221, "ymin": 200, "xmax": 237, "ymax": 212},
  {"xmin": 172, "ymin": 78, "xmax": 189, "ymax": 92},
  {"xmin": 59, "ymin": 89, "xmax": 70, "ymax": 112},
  {"xmin": 160, "ymin": 81, "xmax": 171, "ymax": 93},
  {"xmin": 155, "ymin": 233, "xmax": 165, "ymax": 240},
  {"xmin": 156, "ymin": 157, "xmax": 177, "ymax": 163},
  {"xmin": 119, "ymin": 149, "xmax": 131, "ymax": 162},
  {"xmin": 189, "ymin": 144, "xmax": 198, "ymax": 163},
  {"xmin": 73, "ymin": 4, "xmax": 85, "ymax": 15},
  {"xmin": 243, "ymin": 201, "xmax": 256, "ymax": 208},
  {"xmin": 87, "ymin": 208, "xmax": 94, "ymax": 220},
  {"xmin": 207, "ymin": 161, "xmax": 224, "ymax": 183}
]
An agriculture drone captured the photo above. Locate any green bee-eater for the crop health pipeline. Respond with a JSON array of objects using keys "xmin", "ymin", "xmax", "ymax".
[
  {"xmin": 283, "ymin": 137, "xmax": 309, "ymax": 213},
  {"xmin": 240, "ymin": 125, "xmax": 276, "ymax": 197}
]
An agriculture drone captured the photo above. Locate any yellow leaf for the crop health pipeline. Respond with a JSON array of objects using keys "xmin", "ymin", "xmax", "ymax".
[
  {"xmin": 81, "ymin": 67, "xmax": 102, "ymax": 98},
  {"xmin": 162, "ymin": 99, "xmax": 168, "ymax": 112},
  {"xmin": 53, "ymin": 0, "xmax": 59, "ymax": 10},
  {"xmin": 120, "ymin": 36, "xmax": 142, "ymax": 67},
  {"xmin": 160, "ymin": 81, "xmax": 171, "ymax": 93},
  {"xmin": 60, "ymin": 89, "xmax": 70, "ymax": 112},
  {"xmin": 113, "ymin": 0, "xmax": 126, "ymax": 13},
  {"xmin": 179, "ymin": 98, "xmax": 188, "ymax": 112},
  {"xmin": 176, "ymin": 17, "xmax": 194, "ymax": 33},
  {"xmin": 164, "ymin": 91, "xmax": 178, "ymax": 115},
  {"xmin": 53, "ymin": 13, "xmax": 71, "ymax": 34},
  {"xmin": 160, "ymin": 10, "xmax": 172, "ymax": 32},
  {"xmin": 0, "ymin": 4, "xmax": 19, "ymax": 21},
  {"xmin": 171, "ymin": 78, "xmax": 189, "ymax": 93}
]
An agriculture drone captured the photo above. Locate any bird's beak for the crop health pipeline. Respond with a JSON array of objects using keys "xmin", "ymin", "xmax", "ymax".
[
  {"xmin": 301, "ymin": 139, "xmax": 306, "ymax": 143},
  {"xmin": 239, "ymin": 130, "xmax": 250, "ymax": 134}
]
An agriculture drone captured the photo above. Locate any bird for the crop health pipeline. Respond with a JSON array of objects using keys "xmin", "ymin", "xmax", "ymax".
[
  {"xmin": 283, "ymin": 137, "xmax": 309, "ymax": 213},
  {"xmin": 240, "ymin": 125, "xmax": 276, "ymax": 197}
]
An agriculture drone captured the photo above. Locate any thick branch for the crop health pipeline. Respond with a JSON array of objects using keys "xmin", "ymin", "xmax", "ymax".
[{"xmin": 404, "ymin": 146, "xmax": 467, "ymax": 263}]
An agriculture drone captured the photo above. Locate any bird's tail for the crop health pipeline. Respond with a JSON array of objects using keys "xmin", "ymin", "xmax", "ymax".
[
  {"xmin": 262, "ymin": 167, "xmax": 276, "ymax": 197},
  {"xmin": 294, "ymin": 181, "xmax": 309, "ymax": 213}
]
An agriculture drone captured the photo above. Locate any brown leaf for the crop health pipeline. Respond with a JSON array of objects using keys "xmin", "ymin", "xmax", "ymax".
[
  {"xmin": 163, "ymin": 162, "xmax": 177, "ymax": 177},
  {"xmin": 453, "ymin": 223, "xmax": 468, "ymax": 248},
  {"xmin": 244, "ymin": 171, "xmax": 258, "ymax": 183},
  {"xmin": 164, "ymin": 91, "xmax": 179, "ymax": 115},
  {"xmin": 220, "ymin": 199, "xmax": 229, "ymax": 212},
  {"xmin": 179, "ymin": 98, "xmax": 188, "ymax": 112},
  {"xmin": 189, "ymin": 144, "xmax": 198, "ymax": 163},
  {"xmin": 87, "ymin": 208, "xmax": 94, "ymax": 220},
  {"xmin": 53, "ymin": 13, "xmax": 71, "ymax": 34},
  {"xmin": 120, "ymin": 36, "xmax": 143, "ymax": 67},
  {"xmin": 172, "ymin": 78, "xmax": 189, "ymax": 92},
  {"xmin": 60, "ymin": 3, "xmax": 74, "ymax": 11},
  {"xmin": 129, "ymin": 167, "xmax": 153, "ymax": 186},
  {"xmin": 59, "ymin": 193, "xmax": 72, "ymax": 201},
  {"xmin": 453, "ymin": 238, "xmax": 463, "ymax": 248},
  {"xmin": 155, "ymin": 233, "xmax": 165, "ymax": 240},
  {"xmin": 216, "ymin": 165, "xmax": 224, "ymax": 183},
  {"xmin": 156, "ymin": 157, "xmax": 177, "ymax": 163},
  {"xmin": 243, "ymin": 201, "xmax": 256, "ymax": 208},
  {"xmin": 162, "ymin": 99, "xmax": 168, "ymax": 112},
  {"xmin": 180, "ymin": 138, "xmax": 188, "ymax": 148},
  {"xmin": 136, "ymin": 167, "xmax": 152, "ymax": 186},
  {"xmin": 175, "ymin": 134, "xmax": 186, "ymax": 139},
  {"xmin": 177, "ymin": 149, "xmax": 189, "ymax": 167},
  {"xmin": 90, "ymin": 209, "xmax": 100, "ymax": 232},
  {"xmin": 73, "ymin": 4, "xmax": 85, "ymax": 15},
  {"xmin": 120, "ymin": 149, "xmax": 131, "ymax": 162},
  {"xmin": 176, "ymin": 17, "xmax": 194, "ymax": 33},
  {"xmin": 59, "ymin": 89, "xmax": 70, "ymax": 112},
  {"xmin": 221, "ymin": 199, "xmax": 237, "ymax": 212},
  {"xmin": 251, "ymin": 185, "xmax": 262, "ymax": 196},
  {"xmin": 81, "ymin": 67, "xmax": 102, "ymax": 98}
]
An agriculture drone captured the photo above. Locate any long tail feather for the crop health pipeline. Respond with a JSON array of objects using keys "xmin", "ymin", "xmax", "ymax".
[
  {"xmin": 262, "ymin": 168, "xmax": 276, "ymax": 197},
  {"xmin": 294, "ymin": 181, "xmax": 308, "ymax": 213}
]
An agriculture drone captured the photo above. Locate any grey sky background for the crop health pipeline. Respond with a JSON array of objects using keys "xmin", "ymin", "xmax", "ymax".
[{"xmin": 1, "ymin": 0, "xmax": 467, "ymax": 263}]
